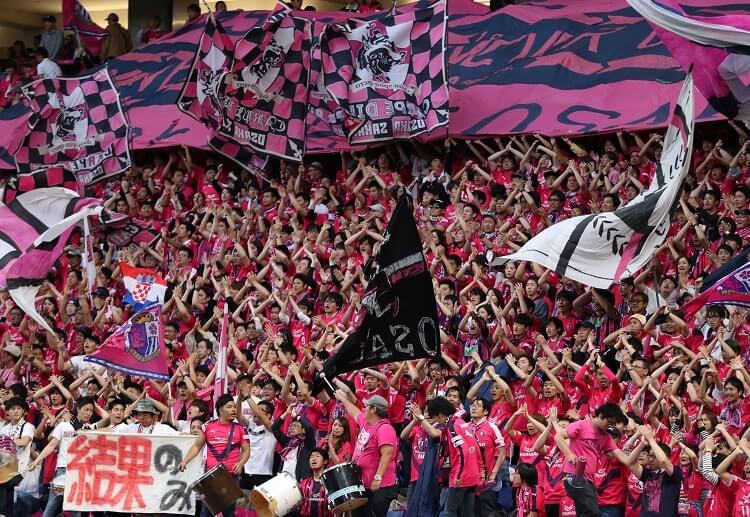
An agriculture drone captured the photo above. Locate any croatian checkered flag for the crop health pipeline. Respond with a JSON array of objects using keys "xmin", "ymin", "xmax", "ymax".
[
  {"xmin": 217, "ymin": 4, "xmax": 311, "ymax": 162},
  {"xmin": 177, "ymin": 12, "xmax": 233, "ymax": 131},
  {"xmin": 14, "ymin": 68, "xmax": 131, "ymax": 186},
  {"xmin": 320, "ymin": 0, "xmax": 449, "ymax": 144}
]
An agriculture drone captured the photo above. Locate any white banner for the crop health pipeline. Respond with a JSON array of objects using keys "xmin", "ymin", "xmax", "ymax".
[
  {"xmin": 497, "ymin": 75, "xmax": 694, "ymax": 289},
  {"xmin": 62, "ymin": 432, "xmax": 201, "ymax": 515}
]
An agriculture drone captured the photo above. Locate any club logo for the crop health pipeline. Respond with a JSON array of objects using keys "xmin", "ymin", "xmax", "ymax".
[
  {"xmin": 125, "ymin": 311, "xmax": 160, "ymax": 362},
  {"xmin": 356, "ymin": 25, "xmax": 406, "ymax": 83}
]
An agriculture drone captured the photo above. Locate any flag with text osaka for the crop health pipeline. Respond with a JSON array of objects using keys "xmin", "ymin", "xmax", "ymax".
[
  {"xmin": 218, "ymin": 5, "xmax": 311, "ymax": 161},
  {"xmin": 86, "ymin": 304, "xmax": 169, "ymax": 380},
  {"xmin": 320, "ymin": 0, "xmax": 449, "ymax": 144},
  {"xmin": 14, "ymin": 68, "xmax": 130, "ymax": 185},
  {"xmin": 498, "ymin": 75, "xmax": 695, "ymax": 289}
]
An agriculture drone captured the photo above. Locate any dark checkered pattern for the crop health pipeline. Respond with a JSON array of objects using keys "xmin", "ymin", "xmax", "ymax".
[
  {"xmin": 217, "ymin": 5, "xmax": 311, "ymax": 162},
  {"xmin": 319, "ymin": 0, "xmax": 449, "ymax": 145},
  {"xmin": 4, "ymin": 168, "xmax": 80, "ymax": 204},
  {"xmin": 208, "ymin": 133, "xmax": 271, "ymax": 182},
  {"xmin": 177, "ymin": 13, "xmax": 233, "ymax": 131},
  {"xmin": 14, "ymin": 68, "xmax": 130, "ymax": 185}
]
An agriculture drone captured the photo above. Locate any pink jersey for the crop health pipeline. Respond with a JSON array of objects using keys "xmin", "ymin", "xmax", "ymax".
[
  {"xmin": 730, "ymin": 476, "xmax": 750, "ymax": 517},
  {"xmin": 352, "ymin": 413, "xmax": 398, "ymax": 488},
  {"xmin": 441, "ymin": 416, "xmax": 484, "ymax": 488},
  {"xmin": 471, "ymin": 418, "xmax": 504, "ymax": 475},
  {"xmin": 203, "ymin": 421, "xmax": 247, "ymax": 472},
  {"xmin": 562, "ymin": 418, "xmax": 617, "ymax": 481}
]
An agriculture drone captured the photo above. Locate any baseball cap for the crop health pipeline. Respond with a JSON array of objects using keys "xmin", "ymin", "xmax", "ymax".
[
  {"xmin": 106, "ymin": 13, "xmax": 119, "ymax": 22},
  {"xmin": 628, "ymin": 313, "xmax": 647, "ymax": 327},
  {"xmin": 308, "ymin": 161, "xmax": 324, "ymax": 171},
  {"xmin": 3, "ymin": 345, "xmax": 20, "ymax": 358},
  {"xmin": 365, "ymin": 395, "xmax": 388, "ymax": 412},
  {"xmin": 94, "ymin": 287, "xmax": 109, "ymax": 298},
  {"xmin": 134, "ymin": 399, "xmax": 159, "ymax": 414}
]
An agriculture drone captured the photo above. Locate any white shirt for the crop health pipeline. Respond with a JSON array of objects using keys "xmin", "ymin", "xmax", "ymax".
[
  {"xmin": 49, "ymin": 421, "xmax": 77, "ymax": 468},
  {"xmin": 244, "ymin": 420, "xmax": 276, "ymax": 476},
  {"xmin": 0, "ymin": 419, "xmax": 34, "ymax": 471},
  {"xmin": 113, "ymin": 422, "xmax": 179, "ymax": 435},
  {"xmin": 36, "ymin": 58, "xmax": 62, "ymax": 79}
]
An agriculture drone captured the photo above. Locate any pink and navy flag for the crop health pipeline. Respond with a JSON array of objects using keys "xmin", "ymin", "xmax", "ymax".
[
  {"xmin": 681, "ymin": 261, "xmax": 750, "ymax": 316},
  {"xmin": 0, "ymin": 188, "xmax": 103, "ymax": 333},
  {"xmin": 306, "ymin": 41, "xmax": 348, "ymax": 151},
  {"xmin": 213, "ymin": 302, "xmax": 229, "ymax": 406},
  {"xmin": 218, "ymin": 5, "xmax": 311, "ymax": 162},
  {"xmin": 320, "ymin": 0, "xmax": 449, "ymax": 145},
  {"xmin": 627, "ymin": 0, "xmax": 750, "ymax": 122},
  {"xmin": 62, "ymin": 0, "xmax": 108, "ymax": 58},
  {"xmin": 177, "ymin": 12, "xmax": 234, "ymax": 131},
  {"xmin": 86, "ymin": 304, "xmax": 170, "ymax": 381},
  {"xmin": 14, "ymin": 68, "xmax": 131, "ymax": 186},
  {"xmin": 120, "ymin": 261, "xmax": 167, "ymax": 312},
  {"xmin": 3, "ymin": 168, "xmax": 81, "ymax": 204}
]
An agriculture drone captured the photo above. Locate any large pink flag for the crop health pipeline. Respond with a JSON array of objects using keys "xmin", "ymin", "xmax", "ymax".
[{"xmin": 86, "ymin": 304, "xmax": 170, "ymax": 381}]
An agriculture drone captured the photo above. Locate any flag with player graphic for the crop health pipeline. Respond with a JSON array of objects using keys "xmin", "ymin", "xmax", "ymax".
[
  {"xmin": 320, "ymin": 0, "xmax": 449, "ymax": 144},
  {"xmin": 14, "ymin": 68, "xmax": 130, "ymax": 185},
  {"xmin": 217, "ymin": 4, "xmax": 311, "ymax": 161}
]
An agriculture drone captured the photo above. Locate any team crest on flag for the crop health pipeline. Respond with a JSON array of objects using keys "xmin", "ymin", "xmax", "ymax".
[
  {"xmin": 320, "ymin": 0, "xmax": 449, "ymax": 144},
  {"xmin": 177, "ymin": 12, "xmax": 234, "ymax": 130},
  {"xmin": 218, "ymin": 5, "xmax": 311, "ymax": 161},
  {"xmin": 14, "ymin": 68, "xmax": 130, "ymax": 185},
  {"xmin": 86, "ymin": 304, "xmax": 169, "ymax": 380}
]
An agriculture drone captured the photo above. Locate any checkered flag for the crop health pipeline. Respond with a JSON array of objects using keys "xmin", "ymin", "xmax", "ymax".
[
  {"xmin": 217, "ymin": 4, "xmax": 311, "ymax": 162},
  {"xmin": 14, "ymin": 68, "xmax": 131, "ymax": 185},
  {"xmin": 320, "ymin": 0, "xmax": 449, "ymax": 144},
  {"xmin": 177, "ymin": 12, "xmax": 234, "ymax": 130}
]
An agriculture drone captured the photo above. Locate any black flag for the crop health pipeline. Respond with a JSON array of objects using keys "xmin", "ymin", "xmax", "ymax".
[{"xmin": 322, "ymin": 194, "xmax": 440, "ymax": 379}]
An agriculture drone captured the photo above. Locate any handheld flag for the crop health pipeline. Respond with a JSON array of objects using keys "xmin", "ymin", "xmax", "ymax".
[
  {"xmin": 496, "ymin": 74, "xmax": 695, "ymax": 289},
  {"xmin": 321, "ymin": 194, "xmax": 439, "ymax": 380},
  {"xmin": 681, "ymin": 260, "xmax": 750, "ymax": 315},
  {"xmin": 213, "ymin": 301, "xmax": 229, "ymax": 406},
  {"xmin": 627, "ymin": 0, "xmax": 750, "ymax": 122},
  {"xmin": 0, "ymin": 188, "xmax": 103, "ymax": 333},
  {"xmin": 85, "ymin": 304, "xmax": 170, "ymax": 381},
  {"xmin": 120, "ymin": 262, "xmax": 167, "ymax": 311}
]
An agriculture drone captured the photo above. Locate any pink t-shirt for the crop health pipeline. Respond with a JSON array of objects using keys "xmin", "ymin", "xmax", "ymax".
[
  {"xmin": 352, "ymin": 413, "xmax": 398, "ymax": 487},
  {"xmin": 562, "ymin": 418, "xmax": 616, "ymax": 481},
  {"xmin": 203, "ymin": 421, "xmax": 247, "ymax": 472}
]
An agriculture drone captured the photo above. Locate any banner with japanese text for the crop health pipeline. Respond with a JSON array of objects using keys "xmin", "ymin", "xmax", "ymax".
[{"xmin": 62, "ymin": 432, "xmax": 201, "ymax": 515}]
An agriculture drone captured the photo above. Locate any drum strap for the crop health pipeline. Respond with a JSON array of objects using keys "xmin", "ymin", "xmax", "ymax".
[{"xmin": 206, "ymin": 422, "xmax": 239, "ymax": 461}]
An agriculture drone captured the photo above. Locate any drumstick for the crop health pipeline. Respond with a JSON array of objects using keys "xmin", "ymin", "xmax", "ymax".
[{"xmin": 320, "ymin": 373, "xmax": 336, "ymax": 394}]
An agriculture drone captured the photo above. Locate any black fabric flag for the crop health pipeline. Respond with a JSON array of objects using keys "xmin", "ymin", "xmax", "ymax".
[{"xmin": 322, "ymin": 194, "xmax": 439, "ymax": 379}]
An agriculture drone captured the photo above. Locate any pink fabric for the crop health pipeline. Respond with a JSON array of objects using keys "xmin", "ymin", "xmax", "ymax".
[{"xmin": 561, "ymin": 418, "xmax": 616, "ymax": 481}]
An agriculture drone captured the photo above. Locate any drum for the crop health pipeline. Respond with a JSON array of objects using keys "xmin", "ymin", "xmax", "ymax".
[
  {"xmin": 0, "ymin": 436, "xmax": 15, "ymax": 468},
  {"xmin": 190, "ymin": 464, "xmax": 243, "ymax": 516},
  {"xmin": 320, "ymin": 462, "xmax": 368, "ymax": 513},
  {"xmin": 0, "ymin": 436, "xmax": 18, "ymax": 485},
  {"xmin": 250, "ymin": 472, "xmax": 302, "ymax": 517}
]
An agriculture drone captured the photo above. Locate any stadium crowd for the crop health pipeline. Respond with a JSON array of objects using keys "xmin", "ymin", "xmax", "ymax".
[
  {"xmin": 0, "ymin": 3, "xmax": 749, "ymax": 517},
  {"xmin": 0, "ymin": 116, "xmax": 741, "ymax": 517}
]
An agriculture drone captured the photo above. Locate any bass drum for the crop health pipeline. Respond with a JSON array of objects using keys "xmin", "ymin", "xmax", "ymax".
[
  {"xmin": 250, "ymin": 472, "xmax": 303, "ymax": 517},
  {"xmin": 190, "ymin": 464, "xmax": 243, "ymax": 516},
  {"xmin": 320, "ymin": 462, "xmax": 368, "ymax": 513}
]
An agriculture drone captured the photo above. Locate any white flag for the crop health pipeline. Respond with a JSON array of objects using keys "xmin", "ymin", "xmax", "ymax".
[{"xmin": 496, "ymin": 75, "xmax": 694, "ymax": 289}]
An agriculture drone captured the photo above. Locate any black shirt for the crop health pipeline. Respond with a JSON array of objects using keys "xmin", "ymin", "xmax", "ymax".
[{"xmin": 640, "ymin": 466, "xmax": 682, "ymax": 517}]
